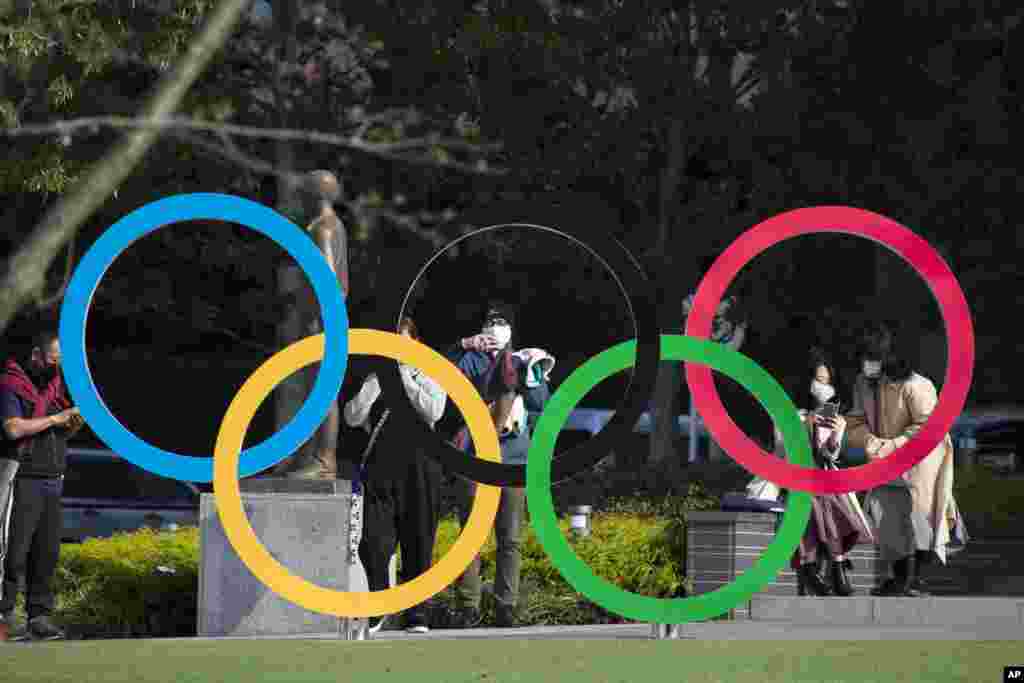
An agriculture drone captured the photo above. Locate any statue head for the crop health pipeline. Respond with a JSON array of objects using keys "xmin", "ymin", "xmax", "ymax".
[{"xmin": 297, "ymin": 170, "xmax": 342, "ymax": 219}]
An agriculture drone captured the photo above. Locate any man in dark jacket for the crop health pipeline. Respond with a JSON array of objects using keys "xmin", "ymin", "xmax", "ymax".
[{"xmin": 0, "ymin": 329, "xmax": 82, "ymax": 641}]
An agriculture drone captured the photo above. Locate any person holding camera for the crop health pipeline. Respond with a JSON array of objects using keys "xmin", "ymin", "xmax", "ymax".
[
  {"xmin": 445, "ymin": 302, "xmax": 552, "ymax": 629},
  {"xmin": 768, "ymin": 348, "xmax": 874, "ymax": 597},
  {"xmin": 0, "ymin": 330, "xmax": 83, "ymax": 642}
]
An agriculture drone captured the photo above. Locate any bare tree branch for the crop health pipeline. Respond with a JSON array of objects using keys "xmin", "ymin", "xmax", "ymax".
[
  {"xmin": 172, "ymin": 129, "xmax": 297, "ymax": 181},
  {"xmin": 345, "ymin": 200, "xmax": 456, "ymax": 250},
  {"xmin": 0, "ymin": 0, "xmax": 252, "ymax": 334},
  {"xmin": 34, "ymin": 232, "xmax": 76, "ymax": 311},
  {"xmin": 168, "ymin": 129, "xmax": 468, "ymax": 251},
  {"xmin": 0, "ymin": 26, "xmax": 58, "ymax": 46},
  {"xmin": 215, "ymin": 130, "xmax": 258, "ymax": 189},
  {"xmin": 158, "ymin": 308, "xmax": 275, "ymax": 354},
  {"xmin": 2, "ymin": 115, "xmax": 505, "ymax": 175}
]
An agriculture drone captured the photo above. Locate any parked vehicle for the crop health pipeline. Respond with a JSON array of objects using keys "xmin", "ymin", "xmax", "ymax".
[
  {"xmin": 61, "ymin": 448, "xmax": 200, "ymax": 543},
  {"xmin": 557, "ymin": 408, "xmax": 1020, "ymax": 470},
  {"xmin": 954, "ymin": 417, "xmax": 1022, "ymax": 473}
]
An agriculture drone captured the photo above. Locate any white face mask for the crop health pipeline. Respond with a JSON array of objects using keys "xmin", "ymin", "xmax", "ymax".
[
  {"xmin": 483, "ymin": 324, "xmax": 512, "ymax": 349},
  {"xmin": 810, "ymin": 380, "xmax": 835, "ymax": 405},
  {"xmin": 862, "ymin": 360, "xmax": 882, "ymax": 379}
]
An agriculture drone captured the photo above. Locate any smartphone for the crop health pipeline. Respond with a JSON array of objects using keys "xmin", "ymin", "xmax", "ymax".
[{"xmin": 817, "ymin": 402, "xmax": 839, "ymax": 419}]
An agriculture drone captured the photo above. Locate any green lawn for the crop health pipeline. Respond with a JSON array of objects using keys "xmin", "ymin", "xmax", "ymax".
[{"xmin": 1, "ymin": 638, "xmax": 1017, "ymax": 683}]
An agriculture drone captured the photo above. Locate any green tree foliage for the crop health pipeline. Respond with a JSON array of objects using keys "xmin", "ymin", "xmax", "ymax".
[{"xmin": 0, "ymin": 0, "xmax": 499, "ymax": 346}]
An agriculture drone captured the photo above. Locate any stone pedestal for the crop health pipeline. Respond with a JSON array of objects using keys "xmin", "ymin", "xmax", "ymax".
[
  {"xmin": 684, "ymin": 511, "xmax": 885, "ymax": 620},
  {"xmin": 197, "ymin": 478, "xmax": 365, "ymax": 638}
]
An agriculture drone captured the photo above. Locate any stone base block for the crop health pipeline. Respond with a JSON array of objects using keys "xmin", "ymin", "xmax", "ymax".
[{"xmin": 197, "ymin": 480, "xmax": 358, "ymax": 638}]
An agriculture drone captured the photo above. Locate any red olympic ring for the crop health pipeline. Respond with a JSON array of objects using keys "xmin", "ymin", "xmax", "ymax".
[{"xmin": 684, "ymin": 206, "xmax": 974, "ymax": 495}]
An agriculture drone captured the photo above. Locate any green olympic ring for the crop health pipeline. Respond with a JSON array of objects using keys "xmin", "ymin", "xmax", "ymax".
[{"xmin": 526, "ymin": 334, "xmax": 813, "ymax": 624}]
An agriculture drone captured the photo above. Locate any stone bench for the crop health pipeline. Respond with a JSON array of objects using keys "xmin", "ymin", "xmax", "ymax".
[
  {"xmin": 197, "ymin": 478, "xmax": 366, "ymax": 639},
  {"xmin": 684, "ymin": 511, "xmax": 886, "ymax": 619}
]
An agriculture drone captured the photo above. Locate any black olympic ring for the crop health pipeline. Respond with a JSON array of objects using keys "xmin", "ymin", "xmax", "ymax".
[{"xmin": 376, "ymin": 214, "xmax": 659, "ymax": 488}]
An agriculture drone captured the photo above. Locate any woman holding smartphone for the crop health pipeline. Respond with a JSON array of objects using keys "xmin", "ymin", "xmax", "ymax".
[{"xmin": 771, "ymin": 348, "xmax": 874, "ymax": 596}]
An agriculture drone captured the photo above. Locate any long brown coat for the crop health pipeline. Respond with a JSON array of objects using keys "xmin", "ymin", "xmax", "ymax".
[{"xmin": 845, "ymin": 372, "xmax": 956, "ymax": 563}]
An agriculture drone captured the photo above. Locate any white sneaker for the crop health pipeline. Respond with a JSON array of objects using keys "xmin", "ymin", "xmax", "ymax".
[
  {"xmin": 368, "ymin": 616, "xmax": 388, "ymax": 634},
  {"xmin": 405, "ymin": 624, "xmax": 429, "ymax": 634}
]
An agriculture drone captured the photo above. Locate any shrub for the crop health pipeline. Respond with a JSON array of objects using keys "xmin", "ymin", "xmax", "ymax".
[
  {"xmin": 425, "ymin": 511, "xmax": 685, "ymax": 627},
  {"xmin": 953, "ymin": 465, "xmax": 1024, "ymax": 534},
  {"xmin": 51, "ymin": 527, "xmax": 199, "ymax": 638},
  {"xmin": 42, "ymin": 502, "xmax": 708, "ymax": 636},
  {"xmin": 432, "ymin": 482, "xmax": 718, "ymax": 596}
]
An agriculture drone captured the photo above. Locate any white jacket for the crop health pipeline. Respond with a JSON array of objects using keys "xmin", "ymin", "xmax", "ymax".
[{"xmin": 343, "ymin": 365, "xmax": 447, "ymax": 431}]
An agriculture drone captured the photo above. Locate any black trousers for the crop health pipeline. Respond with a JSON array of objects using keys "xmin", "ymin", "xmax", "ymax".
[
  {"xmin": 0, "ymin": 477, "xmax": 63, "ymax": 620},
  {"xmin": 358, "ymin": 449, "xmax": 441, "ymax": 620}
]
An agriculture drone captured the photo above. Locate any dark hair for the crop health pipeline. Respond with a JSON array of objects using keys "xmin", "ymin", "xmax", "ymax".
[
  {"xmin": 481, "ymin": 300, "xmax": 516, "ymax": 329},
  {"xmin": 398, "ymin": 316, "xmax": 419, "ymax": 340},
  {"xmin": 29, "ymin": 329, "xmax": 58, "ymax": 358},
  {"xmin": 479, "ymin": 300, "xmax": 516, "ymax": 351},
  {"xmin": 18, "ymin": 328, "xmax": 58, "ymax": 369},
  {"xmin": 804, "ymin": 346, "xmax": 841, "ymax": 411},
  {"xmin": 859, "ymin": 322, "xmax": 914, "ymax": 381}
]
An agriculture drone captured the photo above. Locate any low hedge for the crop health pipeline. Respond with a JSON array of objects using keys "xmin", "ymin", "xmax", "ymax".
[
  {"xmin": 54, "ymin": 527, "xmax": 199, "ymax": 638},
  {"xmin": 952, "ymin": 465, "xmax": 1024, "ymax": 534},
  {"xmin": 13, "ymin": 471, "xmax": 1016, "ymax": 638},
  {"xmin": 18, "ymin": 489, "xmax": 713, "ymax": 638}
]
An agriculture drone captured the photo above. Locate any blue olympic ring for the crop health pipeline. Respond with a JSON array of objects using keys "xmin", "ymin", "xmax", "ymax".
[{"xmin": 58, "ymin": 193, "xmax": 349, "ymax": 482}]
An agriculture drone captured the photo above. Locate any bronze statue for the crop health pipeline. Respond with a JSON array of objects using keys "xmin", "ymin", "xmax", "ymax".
[{"xmin": 273, "ymin": 170, "xmax": 349, "ymax": 480}]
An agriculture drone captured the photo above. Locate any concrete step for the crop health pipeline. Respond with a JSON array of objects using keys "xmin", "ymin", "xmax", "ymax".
[
  {"xmin": 921, "ymin": 540, "xmax": 1024, "ymax": 595},
  {"xmin": 748, "ymin": 596, "xmax": 1024, "ymax": 628}
]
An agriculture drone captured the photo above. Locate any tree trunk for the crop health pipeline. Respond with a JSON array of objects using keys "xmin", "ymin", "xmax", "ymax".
[
  {"xmin": 648, "ymin": 118, "xmax": 687, "ymax": 467},
  {"xmin": 647, "ymin": 274, "xmax": 686, "ymax": 468},
  {"xmin": 272, "ymin": 0, "xmax": 307, "ymax": 462}
]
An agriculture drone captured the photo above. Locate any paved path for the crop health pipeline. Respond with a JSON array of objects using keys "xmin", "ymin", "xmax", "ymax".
[
  {"xmin": 161, "ymin": 619, "xmax": 1022, "ymax": 643},
  {"xmin": 370, "ymin": 622, "xmax": 1022, "ymax": 641}
]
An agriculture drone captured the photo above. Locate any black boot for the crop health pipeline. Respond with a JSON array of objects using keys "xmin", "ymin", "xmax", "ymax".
[
  {"xmin": 910, "ymin": 551, "xmax": 932, "ymax": 596},
  {"xmin": 797, "ymin": 563, "xmax": 833, "ymax": 596},
  {"xmin": 830, "ymin": 559, "xmax": 855, "ymax": 596},
  {"xmin": 816, "ymin": 555, "xmax": 831, "ymax": 586},
  {"xmin": 872, "ymin": 556, "xmax": 913, "ymax": 596}
]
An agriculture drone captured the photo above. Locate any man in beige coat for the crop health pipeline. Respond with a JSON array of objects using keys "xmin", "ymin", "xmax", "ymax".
[{"xmin": 844, "ymin": 323, "xmax": 959, "ymax": 597}]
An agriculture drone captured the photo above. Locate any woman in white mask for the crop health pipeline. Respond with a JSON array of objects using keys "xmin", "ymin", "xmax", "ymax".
[
  {"xmin": 768, "ymin": 348, "xmax": 874, "ymax": 596},
  {"xmin": 445, "ymin": 302, "xmax": 550, "ymax": 629},
  {"xmin": 843, "ymin": 323, "xmax": 964, "ymax": 597}
]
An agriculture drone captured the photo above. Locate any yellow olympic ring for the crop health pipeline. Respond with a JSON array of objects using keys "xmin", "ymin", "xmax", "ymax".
[{"xmin": 212, "ymin": 329, "xmax": 501, "ymax": 617}]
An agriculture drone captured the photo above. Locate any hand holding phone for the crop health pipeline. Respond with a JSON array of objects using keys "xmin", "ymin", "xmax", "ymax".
[{"xmin": 817, "ymin": 402, "xmax": 838, "ymax": 419}]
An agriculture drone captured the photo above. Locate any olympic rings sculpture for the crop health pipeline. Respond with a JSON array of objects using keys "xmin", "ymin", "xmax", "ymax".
[{"xmin": 58, "ymin": 194, "xmax": 974, "ymax": 623}]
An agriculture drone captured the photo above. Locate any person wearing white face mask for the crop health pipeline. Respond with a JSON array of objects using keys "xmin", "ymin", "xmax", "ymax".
[
  {"xmin": 765, "ymin": 348, "xmax": 874, "ymax": 596},
  {"xmin": 444, "ymin": 302, "xmax": 552, "ymax": 629},
  {"xmin": 843, "ymin": 323, "xmax": 965, "ymax": 597}
]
